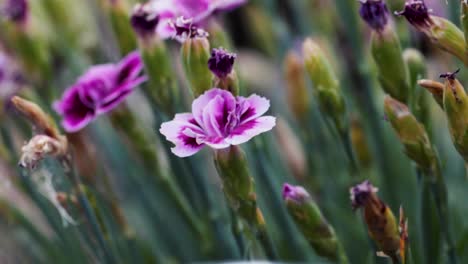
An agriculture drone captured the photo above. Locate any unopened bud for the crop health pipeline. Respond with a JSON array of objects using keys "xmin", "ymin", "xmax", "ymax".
[
  {"xmin": 384, "ymin": 96, "xmax": 436, "ymax": 171},
  {"xmin": 284, "ymin": 51, "xmax": 311, "ymax": 121},
  {"xmin": 370, "ymin": 24, "xmax": 410, "ymax": 102},
  {"xmin": 303, "ymin": 38, "xmax": 346, "ymax": 133},
  {"xmin": 283, "ymin": 183, "xmax": 348, "ymax": 262},
  {"xmin": 11, "ymin": 96, "xmax": 61, "ymax": 140},
  {"xmin": 350, "ymin": 181, "xmax": 400, "ymax": 259},
  {"xmin": 208, "ymin": 48, "xmax": 239, "ymax": 95},
  {"xmin": 396, "ymin": 0, "xmax": 467, "ymax": 65},
  {"xmin": 418, "ymin": 79, "xmax": 444, "ymax": 108},
  {"xmin": 181, "ymin": 35, "xmax": 212, "ymax": 97},
  {"xmin": 441, "ymin": 70, "xmax": 468, "ymax": 161}
]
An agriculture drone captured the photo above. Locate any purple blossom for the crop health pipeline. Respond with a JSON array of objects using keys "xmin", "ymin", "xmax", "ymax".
[
  {"xmin": 130, "ymin": 3, "xmax": 160, "ymax": 37},
  {"xmin": 53, "ymin": 51, "xmax": 146, "ymax": 132},
  {"xmin": 350, "ymin": 180, "xmax": 379, "ymax": 209},
  {"xmin": 395, "ymin": 0, "xmax": 433, "ymax": 29},
  {"xmin": 359, "ymin": 0, "xmax": 389, "ymax": 32},
  {"xmin": 160, "ymin": 88, "xmax": 276, "ymax": 157},
  {"xmin": 282, "ymin": 183, "xmax": 310, "ymax": 204},
  {"xmin": 2, "ymin": 0, "xmax": 28, "ymax": 24},
  {"xmin": 208, "ymin": 48, "xmax": 236, "ymax": 79},
  {"xmin": 147, "ymin": 0, "xmax": 247, "ymax": 40}
]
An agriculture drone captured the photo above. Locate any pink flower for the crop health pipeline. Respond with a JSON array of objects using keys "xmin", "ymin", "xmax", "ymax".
[
  {"xmin": 53, "ymin": 51, "xmax": 146, "ymax": 132},
  {"xmin": 160, "ymin": 88, "xmax": 276, "ymax": 157},
  {"xmin": 148, "ymin": 0, "xmax": 247, "ymax": 39},
  {"xmin": 282, "ymin": 183, "xmax": 310, "ymax": 204}
]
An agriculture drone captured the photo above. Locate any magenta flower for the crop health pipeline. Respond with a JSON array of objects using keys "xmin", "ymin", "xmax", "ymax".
[
  {"xmin": 2, "ymin": 0, "xmax": 29, "ymax": 24},
  {"xmin": 349, "ymin": 180, "xmax": 379, "ymax": 209},
  {"xmin": 160, "ymin": 88, "xmax": 276, "ymax": 157},
  {"xmin": 148, "ymin": 0, "xmax": 247, "ymax": 39},
  {"xmin": 208, "ymin": 48, "xmax": 236, "ymax": 79},
  {"xmin": 282, "ymin": 183, "xmax": 310, "ymax": 204},
  {"xmin": 359, "ymin": 0, "xmax": 389, "ymax": 32},
  {"xmin": 53, "ymin": 51, "xmax": 146, "ymax": 132}
]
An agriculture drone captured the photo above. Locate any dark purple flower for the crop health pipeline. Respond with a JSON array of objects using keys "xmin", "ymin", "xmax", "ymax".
[
  {"xmin": 395, "ymin": 0, "xmax": 433, "ymax": 29},
  {"xmin": 282, "ymin": 183, "xmax": 310, "ymax": 204},
  {"xmin": 2, "ymin": 0, "xmax": 28, "ymax": 24},
  {"xmin": 359, "ymin": 0, "xmax": 389, "ymax": 32},
  {"xmin": 149, "ymin": 0, "xmax": 247, "ymax": 40},
  {"xmin": 53, "ymin": 51, "xmax": 146, "ymax": 132},
  {"xmin": 350, "ymin": 180, "xmax": 379, "ymax": 209},
  {"xmin": 160, "ymin": 88, "xmax": 276, "ymax": 157},
  {"xmin": 130, "ymin": 3, "xmax": 160, "ymax": 37},
  {"xmin": 208, "ymin": 48, "xmax": 236, "ymax": 79}
]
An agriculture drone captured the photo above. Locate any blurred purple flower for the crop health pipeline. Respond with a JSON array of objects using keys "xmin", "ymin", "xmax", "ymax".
[
  {"xmin": 0, "ymin": 51, "xmax": 24, "ymax": 99},
  {"xmin": 130, "ymin": 3, "xmax": 161, "ymax": 38},
  {"xmin": 160, "ymin": 88, "xmax": 276, "ymax": 157},
  {"xmin": 54, "ymin": 51, "xmax": 146, "ymax": 132},
  {"xmin": 2, "ymin": 0, "xmax": 28, "ymax": 24},
  {"xmin": 359, "ymin": 0, "xmax": 389, "ymax": 32},
  {"xmin": 148, "ymin": 0, "xmax": 247, "ymax": 39},
  {"xmin": 208, "ymin": 48, "xmax": 236, "ymax": 79},
  {"xmin": 350, "ymin": 180, "xmax": 379, "ymax": 209},
  {"xmin": 282, "ymin": 183, "xmax": 310, "ymax": 204}
]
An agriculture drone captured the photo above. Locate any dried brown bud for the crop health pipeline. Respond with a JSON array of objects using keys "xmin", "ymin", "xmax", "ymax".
[
  {"xmin": 19, "ymin": 135, "xmax": 68, "ymax": 169},
  {"xmin": 11, "ymin": 96, "xmax": 61, "ymax": 140},
  {"xmin": 418, "ymin": 79, "xmax": 444, "ymax": 107}
]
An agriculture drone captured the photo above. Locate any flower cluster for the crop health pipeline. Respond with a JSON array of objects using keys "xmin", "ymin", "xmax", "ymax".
[
  {"xmin": 160, "ymin": 88, "xmax": 276, "ymax": 157},
  {"xmin": 53, "ymin": 52, "xmax": 146, "ymax": 132}
]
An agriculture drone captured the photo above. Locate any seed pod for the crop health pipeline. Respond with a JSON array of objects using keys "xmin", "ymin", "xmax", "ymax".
[{"xmin": 283, "ymin": 183, "xmax": 348, "ymax": 263}]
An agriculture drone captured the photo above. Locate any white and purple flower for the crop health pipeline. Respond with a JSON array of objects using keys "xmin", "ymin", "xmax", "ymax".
[
  {"xmin": 53, "ymin": 51, "xmax": 147, "ymax": 132},
  {"xmin": 160, "ymin": 88, "xmax": 276, "ymax": 157},
  {"xmin": 144, "ymin": 0, "xmax": 247, "ymax": 40}
]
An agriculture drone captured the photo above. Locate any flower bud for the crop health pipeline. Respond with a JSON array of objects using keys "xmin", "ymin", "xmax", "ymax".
[
  {"xmin": 181, "ymin": 35, "xmax": 213, "ymax": 97},
  {"xmin": 441, "ymin": 70, "xmax": 468, "ymax": 162},
  {"xmin": 284, "ymin": 50, "xmax": 311, "ymax": 121},
  {"xmin": 350, "ymin": 181, "xmax": 400, "ymax": 259},
  {"xmin": 384, "ymin": 96, "xmax": 436, "ymax": 171},
  {"xmin": 283, "ymin": 184, "xmax": 347, "ymax": 262},
  {"xmin": 418, "ymin": 79, "xmax": 444, "ymax": 108},
  {"xmin": 208, "ymin": 48, "xmax": 239, "ymax": 95},
  {"xmin": 302, "ymin": 38, "xmax": 346, "ymax": 133},
  {"xmin": 3, "ymin": 0, "xmax": 29, "ymax": 25},
  {"xmin": 359, "ymin": 0, "xmax": 410, "ymax": 103},
  {"xmin": 396, "ymin": 0, "xmax": 467, "ymax": 65},
  {"xmin": 214, "ymin": 146, "xmax": 262, "ymax": 227}
]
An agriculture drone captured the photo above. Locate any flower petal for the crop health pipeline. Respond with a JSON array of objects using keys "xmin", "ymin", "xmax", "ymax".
[
  {"xmin": 53, "ymin": 89, "xmax": 96, "ymax": 132},
  {"xmin": 237, "ymin": 94, "xmax": 271, "ymax": 124},
  {"xmin": 98, "ymin": 75, "xmax": 147, "ymax": 113},
  {"xmin": 226, "ymin": 116, "xmax": 276, "ymax": 145},
  {"xmin": 115, "ymin": 51, "xmax": 145, "ymax": 85},
  {"xmin": 159, "ymin": 113, "xmax": 206, "ymax": 157},
  {"xmin": 191, "ymin": 88, "xmax": 235, "ymax": 130}
]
